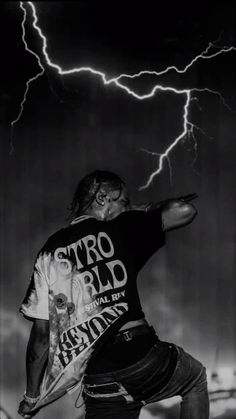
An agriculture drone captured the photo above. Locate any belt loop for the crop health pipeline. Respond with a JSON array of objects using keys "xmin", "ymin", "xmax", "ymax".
[
  {"xmin": 113, "ymin": 324, "xmax": 153, "ymax": 344},
  {"xmin": 123, "ymin": 331, "xmax": 132, "ymax": 341}
]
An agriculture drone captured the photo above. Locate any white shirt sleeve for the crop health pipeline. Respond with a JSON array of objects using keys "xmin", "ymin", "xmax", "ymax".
[{"xmin": 20, "ymin": 253, "xmax": 50, "ymax": 320}]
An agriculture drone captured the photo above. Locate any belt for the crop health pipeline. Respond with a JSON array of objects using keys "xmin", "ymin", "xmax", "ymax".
[{"xmin": 112, "ymin": 325, "xmax": 155, "ymax": 344}]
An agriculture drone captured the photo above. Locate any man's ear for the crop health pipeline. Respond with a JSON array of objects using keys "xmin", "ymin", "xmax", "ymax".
[{"xmin": 95, "ymin": 191, "xmax": 106, "ymax": 207}]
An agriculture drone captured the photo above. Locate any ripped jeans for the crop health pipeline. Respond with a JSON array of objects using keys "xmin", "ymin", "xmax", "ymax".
[{"xmin": 83, "ymin": 342, "xmax": 209, "ymax": 419}]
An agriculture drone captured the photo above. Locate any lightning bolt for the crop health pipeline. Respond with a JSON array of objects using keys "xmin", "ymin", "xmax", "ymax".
[
  {"xmin": 14, "ymin": 1, "xmax": 236, "ymax": 187},
  {"xmin": 10, "ymin": 2, "xmax": 44, "ymax": 154}
]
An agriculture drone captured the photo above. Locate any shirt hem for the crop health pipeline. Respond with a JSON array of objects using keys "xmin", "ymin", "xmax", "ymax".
[{"xmin": 20, "ymin": 308, "xmax": 49, "ymax": 321}]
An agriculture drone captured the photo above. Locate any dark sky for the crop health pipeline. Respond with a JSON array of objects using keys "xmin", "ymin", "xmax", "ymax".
[{"xmin": 1, "ymin": 1, "xmax": 236, "ymax": 418}]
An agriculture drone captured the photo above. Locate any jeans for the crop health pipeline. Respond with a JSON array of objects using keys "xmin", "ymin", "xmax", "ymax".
[{"xmin": 83, "ymin": 341, "xmax": 209, "ymax": 419}]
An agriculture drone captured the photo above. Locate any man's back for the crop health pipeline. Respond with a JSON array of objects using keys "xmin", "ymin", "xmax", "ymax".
[{"xmin": 20, "ymin": 208, "xmax": 165, "ymax": 408}]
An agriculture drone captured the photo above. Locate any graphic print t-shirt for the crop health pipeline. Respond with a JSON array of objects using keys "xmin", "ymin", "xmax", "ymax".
[{"xmin": 20, "ymin": 209, "xmax": 165, "ymax": 409}]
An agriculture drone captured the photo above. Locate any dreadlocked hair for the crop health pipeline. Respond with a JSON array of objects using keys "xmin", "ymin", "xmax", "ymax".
[{"xmin": 68, "ymin": 170, "xmax": 125, "ymax": 220}]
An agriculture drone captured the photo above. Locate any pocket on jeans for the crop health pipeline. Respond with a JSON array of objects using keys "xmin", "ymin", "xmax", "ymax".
[
  {"xmin": 85, "ymin": 382, "xmax": 122, "ymax": 395},
  {"xmin": 83, "ymin": 381, "xmax": 134, "ymax": 402}
]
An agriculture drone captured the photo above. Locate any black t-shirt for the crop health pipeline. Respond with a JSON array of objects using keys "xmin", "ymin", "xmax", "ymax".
[
  {"xmin": 21, "ymin": 208, "xmax": 165, "ymax": 337},
  {"xmin": 40, "ymin": 207, "xmax": 165, "ymax": 325}
]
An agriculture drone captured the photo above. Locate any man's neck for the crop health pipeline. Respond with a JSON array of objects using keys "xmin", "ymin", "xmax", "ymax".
[{"xmin": 78, "ymin": 208, "xmax": 104, "ymax": 221}]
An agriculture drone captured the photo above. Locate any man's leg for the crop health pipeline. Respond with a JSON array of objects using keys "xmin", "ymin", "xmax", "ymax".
[
  {"xmin": 142, "ymin": 345, "xmax": 209, "ymax": 419},
  {"xmin": 180, "ymin": 366, "xmax": 209, "ymax": 419},
  {"xmin": 83, "ymin": 378, "xmax": 143, "ymax": 419},
  {"xmin": 84, "ymin": 397, "xmax": 143, "ymax": 419}
]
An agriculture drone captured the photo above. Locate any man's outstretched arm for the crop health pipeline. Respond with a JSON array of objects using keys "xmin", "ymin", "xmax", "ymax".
[
  {"xmin": 18, "ymin": 319, "xmax": 49, "ymax": 417},
  {"xmin": 132, "ymin": 193, "xmax": 198, "ymax": 231},
  {"xmin": 161, "ymin": 198, "xmax": 197, "ymax": 232}
]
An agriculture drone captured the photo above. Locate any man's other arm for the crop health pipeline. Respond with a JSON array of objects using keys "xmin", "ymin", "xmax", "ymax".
[
  {"xmin": 18, "ymin": 319, "xmax": 49, "ymax": 417},
  {"xmin": 26, "ymin": 319, "xmax": 49, "ymax": 396}
]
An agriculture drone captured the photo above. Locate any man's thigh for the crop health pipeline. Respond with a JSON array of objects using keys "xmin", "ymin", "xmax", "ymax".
[
  {"xmin": 143, "ymin": 345, "xmax": 207, "ymax": 404},
  {"xmin": 84, "ymin": 397, "xmax": 143, "ymax": 419}
]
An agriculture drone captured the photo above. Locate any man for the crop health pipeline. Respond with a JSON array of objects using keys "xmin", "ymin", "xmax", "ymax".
[{"xmin": 18, "ymin": 170, "xmax": 209, "ymax": 419}]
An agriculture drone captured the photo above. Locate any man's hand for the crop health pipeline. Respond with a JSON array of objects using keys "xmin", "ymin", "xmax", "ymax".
[
  {"xmin": 18, "ymin": 399, "xmax": 37, "ymax": 418},
  {"xmin": 158, "ymin": 193, "xmax": 198, "ymax": 209},
  {"xmin": 131, "ymin": 194, "xmax": 198, "ymax": 213},
  {"xmin": 161, "ymin": 194, "xmax": 198, "ymax": 231}
]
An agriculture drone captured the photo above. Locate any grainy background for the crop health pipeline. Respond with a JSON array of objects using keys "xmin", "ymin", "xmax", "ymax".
[{"xmin": 1, "ymin": 1, "xmax": 236, "ymax": 418}]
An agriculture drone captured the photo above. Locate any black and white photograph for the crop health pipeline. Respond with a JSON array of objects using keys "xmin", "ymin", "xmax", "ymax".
[{"xmin": 1, "ymin": 2, "xmax": 236, "ymax": 419}]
